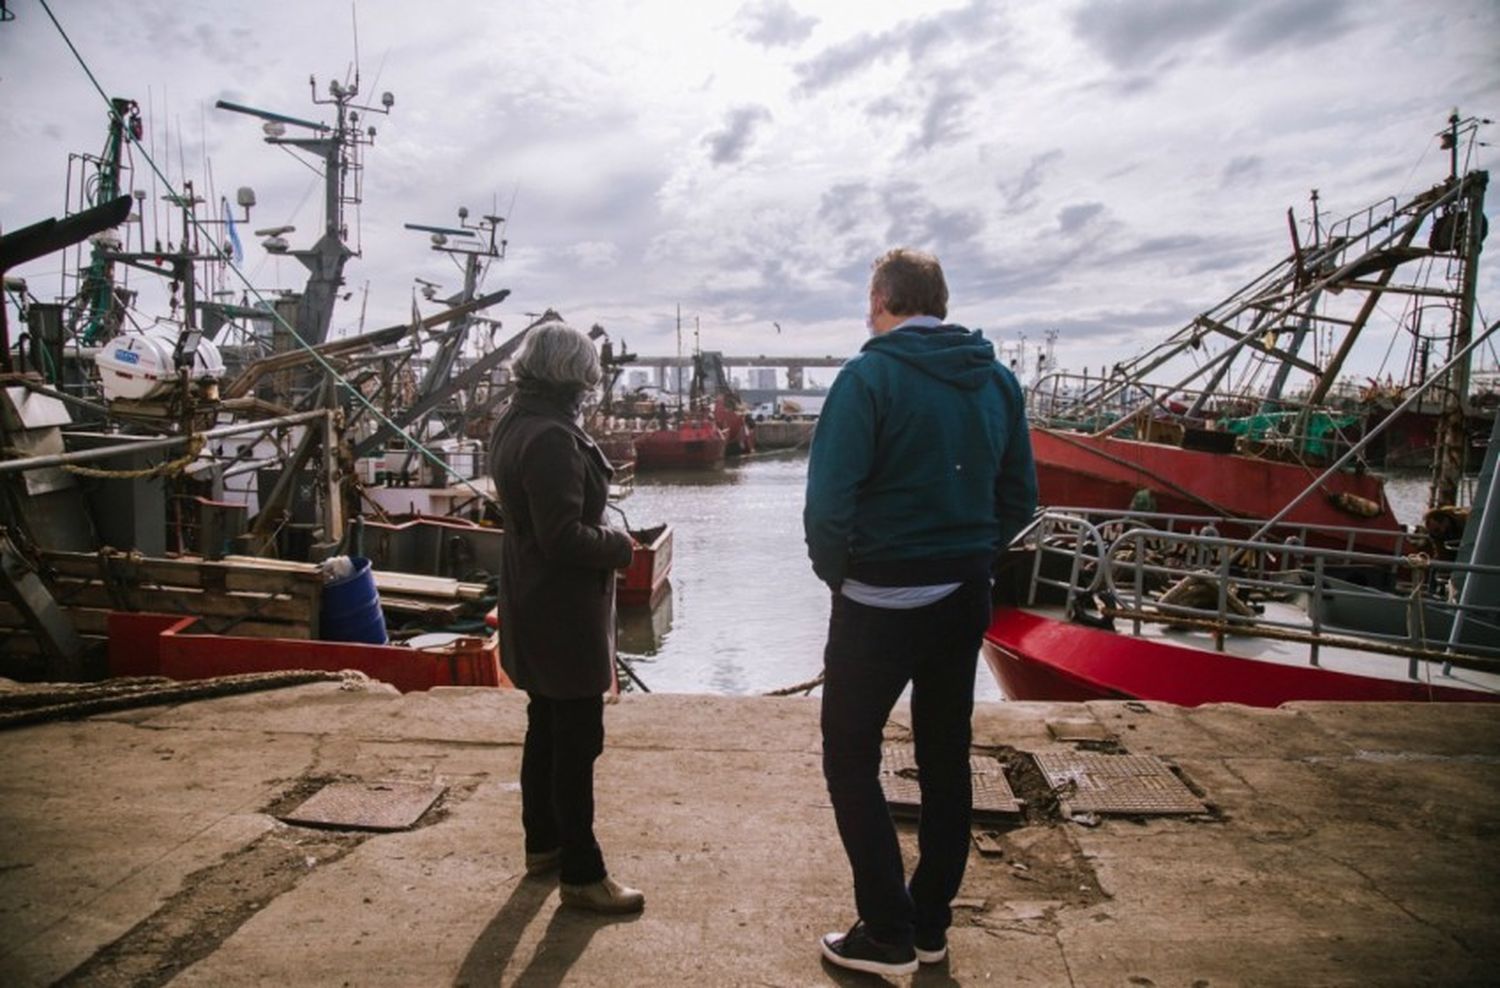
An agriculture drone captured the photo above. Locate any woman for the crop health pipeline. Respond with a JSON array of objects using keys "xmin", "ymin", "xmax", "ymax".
[{"xmin": 488, "ymin": 321, "xmax": 643, "ymax": 914}]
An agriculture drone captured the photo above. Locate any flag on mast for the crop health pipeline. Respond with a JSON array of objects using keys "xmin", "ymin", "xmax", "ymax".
[{"xmin": 222, "ymin": 196, "xmax": 244, "ymax": 263}]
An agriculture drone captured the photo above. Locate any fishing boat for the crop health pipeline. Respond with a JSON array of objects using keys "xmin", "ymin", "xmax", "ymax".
[
  {"xmin": 617, "ymin": 523, "xmax": 672, "ymax": 607},
  {"xmin": 0, "ymin": 64, "xmax": 672, "ymax": 684},
  {"xmin": 633, "ymin": 409, "xmax": 727, "ymax": 469},
  {"xmin": 1027, "ymin": 113, "xmax": 1491, "ymax": 547},
  {"xmin": 985, "ymin": 392, "xmax": 1500, "ymax": 706}
]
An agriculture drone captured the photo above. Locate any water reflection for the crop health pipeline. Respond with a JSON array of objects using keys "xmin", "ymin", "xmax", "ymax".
[
  {"xmin": 617, "ymin": 586, "xmax": 674, "ymax": 655},
  {"xmin": 629, "ymin": 464, "xmax": 742, "ymax": 487}
]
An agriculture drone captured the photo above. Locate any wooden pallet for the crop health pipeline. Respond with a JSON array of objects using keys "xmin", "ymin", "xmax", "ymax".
[
  {"xmin": 37, "ymin": 549, "xmax": 324, "ymax": 640},
  {"xmin": 0, "ymin": 550, "xmax": 494, "ymax": 658}
]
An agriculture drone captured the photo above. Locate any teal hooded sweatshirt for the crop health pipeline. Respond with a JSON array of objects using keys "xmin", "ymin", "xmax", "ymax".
[{"xmin": 803, "ymin": 323, "xmax": 1037, "ymax": 589}]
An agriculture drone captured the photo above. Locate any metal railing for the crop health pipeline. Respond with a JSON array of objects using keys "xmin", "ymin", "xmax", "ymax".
[{"xmin": 1016, "ymin": 509, "xmax": 1500, "ymax": 676}]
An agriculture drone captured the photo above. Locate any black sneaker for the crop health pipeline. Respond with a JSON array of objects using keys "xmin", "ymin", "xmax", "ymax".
[
  {"xmin": 914, "ymin": 930, "xmax": 948, "ymax": 964},
  {"xmin": 820, "ymin": 922, "xmax": 918, "ymax": 976}
]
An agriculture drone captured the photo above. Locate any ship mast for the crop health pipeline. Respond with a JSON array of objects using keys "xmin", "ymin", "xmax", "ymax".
[
  {"xmin": 215, "ymin": 72, "xmax": 395, "ymax": 350},
  {"xmin": 1432, "ymin": 111, "xmax": 1490, "ymax": 508}
]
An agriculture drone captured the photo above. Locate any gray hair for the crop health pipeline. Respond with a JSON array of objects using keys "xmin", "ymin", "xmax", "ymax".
[{"xmin": 510, "ymin": 321, "xmax": 602, "ymax": 391}]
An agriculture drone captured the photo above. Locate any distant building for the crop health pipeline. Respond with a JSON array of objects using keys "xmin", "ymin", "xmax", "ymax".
[
  {"xmin": 627, "ymin": 370, "xmax": 649, "ymax": 390},
  {"xmin": 748, "ymin": 368, "xmax": 777, "ymax": 390},
  {"xmin": 660, "ymin": 366, "xmax": 687, "ymax": 394}
]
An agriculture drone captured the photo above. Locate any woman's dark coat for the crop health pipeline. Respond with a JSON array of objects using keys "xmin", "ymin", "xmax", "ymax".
[{"xmin": 489, "ymin": 388, "xmax": 633, "ymax": 698}]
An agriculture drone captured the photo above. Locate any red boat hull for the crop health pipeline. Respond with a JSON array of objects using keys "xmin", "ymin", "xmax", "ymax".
[
  {"xmin": 983, "ymin": 607, "xmax": 1500, "ymax": 706},
  {"xmin": 634, "ymin": 421, "xmax": 726, "ymax": 469},
  {"xmin": 1030, "ymin": 428, "xmax": 1400, "ymax": 545},
  {"xmin": 617, "ymin": 525, "xmax": 672, "ymax": 607}
]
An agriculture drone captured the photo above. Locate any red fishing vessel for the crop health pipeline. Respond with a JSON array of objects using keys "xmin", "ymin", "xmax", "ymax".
[
  {"xmin": 982, "ymin": 503, "xmax": 1500, "ymax": 707},
  {"xmin": 1030, "ymin": 428, "xmax": 1400, "ymax": 547},
  {"xmin": 633, "ymin": 409, "xmax": 727, "ymax": 469},
  {"xmin": 1028, "ymin": 113, "xmax": 1490, "ymax": 531}
]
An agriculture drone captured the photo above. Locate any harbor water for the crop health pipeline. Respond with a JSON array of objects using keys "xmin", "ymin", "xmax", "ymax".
[
  {"xmin": 615, "ymin": 453, "xmax": 1437, "ymax": 699},
  {"xmin": 615, "ymin": 452, "xmax": 1000, "ymax": 700}
]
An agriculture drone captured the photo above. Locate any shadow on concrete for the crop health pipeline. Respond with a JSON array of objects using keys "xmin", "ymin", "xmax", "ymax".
[
  {"xmin": 452, "ymin": 875, "xmax": 552, "ymax": 987},
  {"xmin": 453, "ymin": 874, "xmax": 642, "ymax": 987}
]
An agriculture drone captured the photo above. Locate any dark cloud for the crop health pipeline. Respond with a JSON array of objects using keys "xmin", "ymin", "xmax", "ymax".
[
  {"xmin": 1231, "ymin": 0, "xmax": 1358, "ymax": 54},
  {"xmin": 1188, "ymin": 248, "xmax": 1262, "ymax": 274},
  {"xmin": 817, "ymin": 181, "xmax": 875, "ymax": 235},
  {"xmin": 906, "ymin": 81, "xmax": 971, "ymax": 153},
  {"xmin": 864, "ymin": 95, "xmax": 908, "ymax": 119},
  {"xmin": 1221, "ymin": 154, "xmax": 1262, "ymax": 186},
  {"xmin": 1132, "ymin": 234, "xmax": 1210, "ymax": 257},
  {"xmin": 1072, "ymin": 0, "xmax": 1237, "ymax": 70},
  {"xmin": 879, "ymin": 181, "xmax": 984, "ymax": 254},
  {"xmin": 1000, "ymin": 149, "xmax": 1064, "ymax": 215},
  {"xmin": 1073, "ymin": 0, "xmax": 1359, "ymax": 72},
  {"xmin": 793, "ymin": 0, "xmax": 1003, "ymax": 94},
  {"xmin": 703, "ymin": 105, "xmax": 773, "ymax": 165},
  {"xmin": 735, "ymin": 0, "xmax": 819, "ymax": 48},
  {"xmin": 793, "ymin": 31, "xmax": 887, "ymax": 93},
  {"xmin": 1057, "ymin": 202, "xmax": 1106, "ymax": 234},
  {"xmin": 1016, "ymin": 300, "xmax": 1197, "ymax": 345}
]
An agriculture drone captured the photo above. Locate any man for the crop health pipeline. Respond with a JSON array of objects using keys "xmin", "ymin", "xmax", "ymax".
[{"xmin": 805, "ymin": 248, "xmax": 1037, "ymax": 975}]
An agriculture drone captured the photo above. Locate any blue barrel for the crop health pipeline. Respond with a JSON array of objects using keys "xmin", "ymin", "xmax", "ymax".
[{"xmin": 320, "ymin": 556, "xmax": 388, "ymax": 645}]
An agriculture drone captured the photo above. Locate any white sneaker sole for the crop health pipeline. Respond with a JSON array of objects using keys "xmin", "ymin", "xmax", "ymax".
[
  {"xmin": 915, "ymin": 944, "xmax": 948, "ymax": 964},
  {"xmin": 820, "ymin": 933, "xmax": 919, "ymax": 976}
]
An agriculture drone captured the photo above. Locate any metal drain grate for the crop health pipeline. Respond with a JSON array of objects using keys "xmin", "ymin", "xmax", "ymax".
[
  {"xmin": 1031, "ymin": 752, "xmax": 1204, "ymax": 816},
  {"xmin": 880, "ymin": 745, "xmax": 1022, "ymax": 818},
  {"xmin": 280, "ymin": 780, "xmax": 446, "ymax": 832}
]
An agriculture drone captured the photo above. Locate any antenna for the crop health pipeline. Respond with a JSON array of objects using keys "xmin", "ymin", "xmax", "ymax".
[{"xmin": 351, "ymin": 2, "xmax": 361, "ymax": 87}]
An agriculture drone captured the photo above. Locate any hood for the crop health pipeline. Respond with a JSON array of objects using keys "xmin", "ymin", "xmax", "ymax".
[{"xmin": 861, "ymin": 324, "xmax": 996, "ymax": 389}]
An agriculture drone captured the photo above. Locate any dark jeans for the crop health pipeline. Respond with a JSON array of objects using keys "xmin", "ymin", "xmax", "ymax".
[
  {"xmin": 821, "ymin": 578, "xmax": 991, "ymax": 947},
  {"xmin": 520, "ymin": 692, "xmax": 607, "ymax": 885}
]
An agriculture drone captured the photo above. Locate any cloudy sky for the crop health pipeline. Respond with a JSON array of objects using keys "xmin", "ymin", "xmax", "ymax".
[{"xmin": 2, "ymin": 0, "xmax": 1497, "ymax": 383}]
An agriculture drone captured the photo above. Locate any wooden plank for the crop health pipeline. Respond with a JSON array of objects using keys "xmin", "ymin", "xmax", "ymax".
[
  {"xmin": 41, "ymin": 552, "xmax": 322, "ymax": 594},
  {"xmin": 173, "ymin": 618, "xmax": 312, "ymax": 640},
  {"xmin": 1, "ymin": 600, "xmax": 313, "ymax": 641},
  {"xmin": 224, "ymin": 556, "xmax": 488, "ymax": 601},
  {"xmin": 46, "ymin": 581, "xmax": 315, "ymax": 625},
  {"xmin": 378, "ymin": 596, "xmax": 466, "ymax": 620}
]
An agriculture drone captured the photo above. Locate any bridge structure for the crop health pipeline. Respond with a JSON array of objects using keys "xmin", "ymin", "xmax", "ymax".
[{"xmin": 621, "ymin": 354, "xmax": 847, "ymax": 393}]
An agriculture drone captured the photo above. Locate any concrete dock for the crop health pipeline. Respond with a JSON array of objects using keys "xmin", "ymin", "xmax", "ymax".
[{"xmin": 0, "ymin": 683, "xmax": 1496, "ymax": 986}]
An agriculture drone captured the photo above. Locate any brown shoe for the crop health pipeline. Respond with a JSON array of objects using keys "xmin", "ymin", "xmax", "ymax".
[
  {"xmin": 559, "ymin": 876, "xmax": 645, "ymax": 914},
  {"xmin": 524, "ymin": 849, "xmax": 561, "ymax": 876}
]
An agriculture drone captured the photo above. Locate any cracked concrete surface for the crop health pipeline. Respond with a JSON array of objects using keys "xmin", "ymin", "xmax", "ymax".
[{"xmin": 0, "ymin": 687, "xmax": 1496, "ymax": 986}]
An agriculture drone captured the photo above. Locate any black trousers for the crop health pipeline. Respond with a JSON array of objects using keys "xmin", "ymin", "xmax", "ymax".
[
  {"xmin": 520, "ymin": 692, "xmax": 607, "ymax": 885},
  {"xmin": 820, "ymin": 578, "xmax": 991, "ymax": 947}
]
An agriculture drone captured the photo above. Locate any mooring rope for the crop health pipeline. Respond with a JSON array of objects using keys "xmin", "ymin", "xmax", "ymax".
[{"xmin": 0, "ymin": 669, "xmax": 369, "ymax": 730}]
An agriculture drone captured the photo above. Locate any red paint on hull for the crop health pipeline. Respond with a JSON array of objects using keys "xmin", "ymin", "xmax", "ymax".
[
  {"xmin": 634, "ymin": 419, "xmax": 726, "ymax": 469},
  {"xmin": 617, "ymin": 525, "xmax": 673, "ymax": 608},
  {"xmin": 1030, "ymin": 428, "xmax": 1400, "ymax": 547},
  {"xmin": 109, "ymin": 611, "xmax": 512, "ymax": 692},
  {"xmin": 982, "ymin": 607, "xmax": 1500, "ymax": 706}
]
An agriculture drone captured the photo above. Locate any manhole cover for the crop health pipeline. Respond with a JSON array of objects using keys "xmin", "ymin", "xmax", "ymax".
[
  {"xmin": 280, "ymin": 780, "xmax": 446, "ymax": 832},
  {"xmin": 880, "ymin": 746, "xmax": 1022, "ymax": 818},
  {"xmin": 1031, "ymin": 752, "xmax": 1204, "ymax": 816}
]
